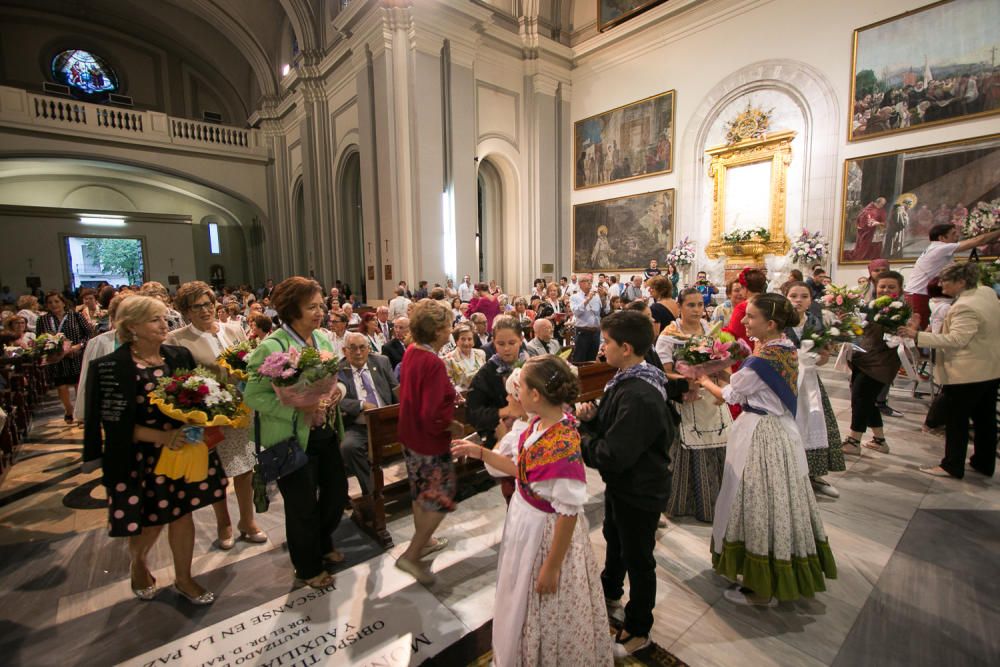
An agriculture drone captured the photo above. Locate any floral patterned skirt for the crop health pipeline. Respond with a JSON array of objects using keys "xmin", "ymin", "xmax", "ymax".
[
  {"xmin": 712, "ymin": 416, "xmax": 836, "ymax": 601},
  {"xmin": 402, "ymin": 449, "xmax": 456, "ymax": 513}
]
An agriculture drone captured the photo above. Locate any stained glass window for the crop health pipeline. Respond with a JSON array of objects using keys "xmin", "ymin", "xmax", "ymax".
[{"xmin": 51, "ymin": 50, "xmax": 118, "ymax": 96}]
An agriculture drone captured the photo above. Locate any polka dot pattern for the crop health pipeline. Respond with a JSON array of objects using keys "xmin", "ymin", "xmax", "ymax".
[{"xmin": 105, "ymin": 361, "xmax": 230, "ymax": 539}]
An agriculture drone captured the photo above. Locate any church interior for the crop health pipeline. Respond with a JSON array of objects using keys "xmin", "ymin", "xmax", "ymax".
[{"xmin": 1, "ymin": 0, "xmax": 999, "ymax": 665}]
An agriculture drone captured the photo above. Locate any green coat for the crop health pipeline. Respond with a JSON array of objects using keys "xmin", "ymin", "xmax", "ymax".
[{"xmin": 244, "ymin": 327, "xmax": 343, "ymax": 451}]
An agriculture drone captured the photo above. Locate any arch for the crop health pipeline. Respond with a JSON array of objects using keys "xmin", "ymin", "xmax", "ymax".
[
  {"xmin": 476, "ymin": 137, "xmax": 525, "ymax": 294},
  {"xmin": 279, "ymin": 0, "xmax": 320, "ymax": 54},
  {"xmin": 679, "ymin": 60, "xmax": 841, "ymax": 266},
  {"xmin": 477, "ymin": 158, "xmax": 503, "ymax": 284},
  {"xmin": 336, "ymin": 149, "xmax": 365, "ymax": 303},
  {"xmin": 291, "ymin": 177, "xmax": 307, "ymax": 273},
  {"xmin": 61, "ymin": 184, "xmax": 137, "ymax": 211},
  {"xmin": 166, "ymin": 0, "xmax": 278, "ymax": 97}
]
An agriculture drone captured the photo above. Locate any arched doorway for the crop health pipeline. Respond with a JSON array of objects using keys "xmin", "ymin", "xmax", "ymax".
[
  {"xmin": 477, "ymin": 158, "xmax": 504, "ymax": 286},
  {"xmin": 338, "ymin": 152, "xmax": 365, "ymax": 302},
  {"xmin": 292, "ymin": 179, "xmax": 307, "ymax": 274}
]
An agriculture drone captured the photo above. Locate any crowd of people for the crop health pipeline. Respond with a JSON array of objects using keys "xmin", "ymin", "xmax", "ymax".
[{"xmin": 2, "ymin": 220, "xmax": 999, "ymax": 663}]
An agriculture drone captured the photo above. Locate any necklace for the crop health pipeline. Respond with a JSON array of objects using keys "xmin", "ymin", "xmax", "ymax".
[{"xmin": 131, "ymin": 346, "xmax": 164, "ymax": 366}]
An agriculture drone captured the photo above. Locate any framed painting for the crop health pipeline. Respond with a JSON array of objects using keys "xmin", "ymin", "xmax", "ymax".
[
  {"xmin": 849, "ymin": 0, "xmax": 1000, "ymax": 141},
  {"xmin": 574, "ymin": 90, "xmax": 675, "ymax": 190},
  {"xmin": 573, "ymin": 189, "xmax": 675, "ymax": 273},
  {"xmin": 598, "ymin": 0, "xmax": 668, "ymax": 31},
  {"xmin": 838, "ymin": 133, "xmax": 1000, "ymax": 264}
]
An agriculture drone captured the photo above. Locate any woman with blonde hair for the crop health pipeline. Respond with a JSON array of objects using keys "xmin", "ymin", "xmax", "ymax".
[
  {"xmin": 16, "ymin": 294, "xmax": 40, "ymax": 333},
  {"xmin": 83, "ymin": 295, "xmax": 227, "ymax": 605}
]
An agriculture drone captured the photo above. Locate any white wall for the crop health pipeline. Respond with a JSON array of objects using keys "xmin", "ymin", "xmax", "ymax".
[
  {"xmin": 570, "ymin": 0, "xmax": 1000, "ymax": 286},
  {"xmin": 0, "ymin": 211, "xmax": 196, "ymax": 293}
]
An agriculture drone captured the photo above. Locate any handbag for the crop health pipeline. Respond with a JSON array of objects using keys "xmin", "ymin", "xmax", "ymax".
[{"xmin": 254, "ymin": 411, "xmax": 308, "ymax": 484}]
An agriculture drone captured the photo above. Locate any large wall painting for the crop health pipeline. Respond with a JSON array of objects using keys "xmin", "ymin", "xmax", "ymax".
[
  {"xmin": 574, "ymin": 90, "xmax": 675, "ymax": 190},
  {"xmin": 598, "ymin": 0, "xmax": 669, "ymax": 31},
  {"xmin": 849, "ymin": 0, "xmax": 1000, "ymax": 141},
  {"xmin": 839, "ymin": 134, "xmax": 1000, "ymax": 264},
  {"xmin": 573, "ymin": 189, "xmax": 675, "ymax": 273}
]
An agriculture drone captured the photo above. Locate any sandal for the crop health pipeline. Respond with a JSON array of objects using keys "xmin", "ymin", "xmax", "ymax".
[
  {"xmin": 863, "ymin": 437, "xmax": 890, "ymax": 454},
  {"xmin": 841, "ymin": 437, "xmax": 861, "ymax": 455},
  {"xmin": 297, "ymin": 572, "xmax": 335, "ymax": 589},
  {"xmin": 323, "ymin": 549, "xmax": 345, "ymax": 563}
]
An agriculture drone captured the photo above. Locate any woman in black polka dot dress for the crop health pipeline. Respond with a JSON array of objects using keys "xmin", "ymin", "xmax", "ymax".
[{"xmin": 83, "ymin": 296, "xmax": 227, "ymax": 606}]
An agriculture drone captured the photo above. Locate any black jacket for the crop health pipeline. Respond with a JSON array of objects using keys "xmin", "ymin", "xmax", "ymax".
[
  {"xmin": 382, "ymin": 338, "xmax": 406, "ymax": 369},
  {"xmin": 580, "ymin": 376, "xmax": 675, "ymax": 512},
  {"xmin": 465, "ymin": 360, "xmax": 508, "ymax": 449},
  {"xmin": 83, "ymin": 343, "xmax": 196, "ymax": 486}
]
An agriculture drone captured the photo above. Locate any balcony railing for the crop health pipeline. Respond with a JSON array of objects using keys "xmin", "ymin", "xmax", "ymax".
[{"xmin": 0, "ymin": 86, "xmax": 267, "ymax": 161}]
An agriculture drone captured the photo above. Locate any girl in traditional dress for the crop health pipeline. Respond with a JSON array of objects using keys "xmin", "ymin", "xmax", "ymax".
[
  {"xmin": 698, "ymin": 293, "xmax": 836, "ymax": 606},
  {"xmin": 781, "ymin": 282, "xmax": 845, "ymax": 499},
  {"xmin": 656, "ymin": 288, "xmax": 731, "ymax": 522},
  {"xmin": 453, "ymin": 355, "xmax": 612, "ymax": 666}
]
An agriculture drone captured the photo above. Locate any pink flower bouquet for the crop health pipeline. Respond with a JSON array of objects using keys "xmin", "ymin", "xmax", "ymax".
[
  {"xmin": 673, "ymin": 330, "xmax": 752, "ymax": 379},
  {"xmin": 256, "ymin": 345, "xmax": 341, "ymax": 409}
]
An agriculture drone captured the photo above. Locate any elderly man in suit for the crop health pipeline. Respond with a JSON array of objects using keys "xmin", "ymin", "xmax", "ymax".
[
  {"xmin": 382, "ymin": 316, "xmax": 409, "ymax": 370},
  {"xmin": 901, "ymin": 262, "xmax": 1000, "ymax": 479},
  {"xmin": 526, "ymin": 318, "xmax": 561, "ymax": 356},
  {"xmin": 338, "ymin": 332, "xmax": 399, "ymax": 495}
]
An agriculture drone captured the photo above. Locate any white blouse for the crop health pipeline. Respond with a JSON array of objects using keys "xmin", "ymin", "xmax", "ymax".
[
  {"xmin": 488, "ymin": 419, "xmax": 588, "ymax": 516},
  {"xmin": 655, "ymin": 320, "xmax": 711, "ymax": 366},
  {"xmin": 722, "ymin": 365, "xmax": 792, "ymax": 417}
]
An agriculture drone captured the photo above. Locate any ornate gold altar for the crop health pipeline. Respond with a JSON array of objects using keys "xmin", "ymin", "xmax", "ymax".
[{"xmin": 705, "ymin": 127, "xmax": 795, "ymax": 264}]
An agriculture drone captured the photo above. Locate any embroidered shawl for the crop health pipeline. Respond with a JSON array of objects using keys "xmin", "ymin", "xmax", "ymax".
[
  {"xmin": 742, "ymin": 338, "xmax": 799, "ymax": 417},
  {"xmin": 516, "ymin": 414, "xmax": 586, "ymax": 514}
]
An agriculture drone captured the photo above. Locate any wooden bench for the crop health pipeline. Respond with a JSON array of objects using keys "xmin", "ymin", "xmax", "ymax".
[{"xmin": 351, "ymin": 361, "xmax": 616, "ymax": 547}]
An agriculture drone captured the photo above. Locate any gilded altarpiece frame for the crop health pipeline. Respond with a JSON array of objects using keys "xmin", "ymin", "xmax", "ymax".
[{"xmin": 705, "ymin": 130, "xmax": 795, "ymax": 263}]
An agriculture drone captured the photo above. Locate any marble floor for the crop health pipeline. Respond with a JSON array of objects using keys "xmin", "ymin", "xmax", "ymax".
[{"xmin": 1, "ymin": 367, "xmax": 998, "ymax": 666}]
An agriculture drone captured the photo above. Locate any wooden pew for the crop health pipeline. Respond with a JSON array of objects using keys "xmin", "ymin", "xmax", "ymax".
[{"xmin": 351, "ymin": 361, "xmax": 616, "ymax": 547}]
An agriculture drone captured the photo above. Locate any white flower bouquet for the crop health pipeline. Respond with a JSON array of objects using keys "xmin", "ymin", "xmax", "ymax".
[
  {"xmin": 665, "ymin": 237, "xmax": 696, "ymax": 267},
  {"xmin": 962, "ymin": 198, "xmax": 1000, "ymax": 238},
  {"xmin": 789, "ymin": 230, "xmax": 828, "ymax": 264}
]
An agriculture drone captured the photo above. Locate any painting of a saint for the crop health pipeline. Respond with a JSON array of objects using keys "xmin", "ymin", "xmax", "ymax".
[
  {"xmin": 574, "ymin": 189, "xmax": 675, "ymax": 272},
  {"xmin": 839, "ymin": 134, "xmax": 1000, "ymax": 263}
]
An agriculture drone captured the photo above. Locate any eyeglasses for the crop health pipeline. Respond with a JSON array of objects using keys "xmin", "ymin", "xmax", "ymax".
[
  {"xmin": 345, "ymin": 344, "xmax": 369, "ymax": 352},
  {"xmin": 189, "ymin": 302, "xmax": 215, "ymax": 311}
]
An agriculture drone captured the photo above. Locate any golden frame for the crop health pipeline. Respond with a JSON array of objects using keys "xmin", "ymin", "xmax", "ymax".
[
  {"xmin": 574, "ymin": 89, "xmax": 675, "ymax": 190},
  {"xmin": 837, "ymin": 132, "xmax": 1000, "ymax": 265},
  {"xmin": 705, "ymin": 131, "xmax": 795, "ymax": 262},
  {"xmin": 597, "ymin": 0, "xmax": 668, "ymax": 32},
  {"xmin": 572, "ymin": 188, "xmax": 676, "ymax": 273},
  {"xmin": 848, "ymin": 0, "xmax": 1000, "ymax": 142}
]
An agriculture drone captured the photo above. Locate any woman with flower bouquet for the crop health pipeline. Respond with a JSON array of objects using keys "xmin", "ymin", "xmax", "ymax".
[
  {"xmin": 37, "ymin": 291, "xmax": 92, "ymax": 423},
  {"xmin": 82, "ymin": 296, "xmax": 228, "ymax": 605},
  {"xmin": 697, "ymin": 294, "xmax": 836, "ymax": 607},
  {"xmin": 782, "ymin": 282, "xmax": 845, "ymax": 498},
  {"xmin": 654, "ymin": 289, "xmax": 740, "ymax": 522},
  {"xmin": 168, "ymin": 281, "xmax": 266, "ymax": 551},
  {"xmin": 244, "ymin": 277, "xmax": 347, "ymax": 590}
]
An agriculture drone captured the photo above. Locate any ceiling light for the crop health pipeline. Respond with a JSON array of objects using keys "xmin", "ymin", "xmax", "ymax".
[{"xmin": 80, "ymin": 215, "xmax": 126, "ymax": 227}]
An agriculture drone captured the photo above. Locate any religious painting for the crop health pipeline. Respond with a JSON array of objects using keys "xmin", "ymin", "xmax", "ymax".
[
  {"xmin": 598, "ymin": 0, "xmax": 668, "ymax": 31},
  {"xmin": 849, "ymin": 0, "xmax": 1000, "ymax": 141},
  {"xmin": 573, "ymin": 189, "xmax": 675, "ymax": 272},
  {"xmin": 574, "ymin": 90, "xmax": 675, "ymax": 190},
  {"xmin": 839, "ymin": 133, "xmax": 1000, "ymax": 264},
  {"xmin": 51, "ymin": 49, "xmax": 118, "ymax": 98}
]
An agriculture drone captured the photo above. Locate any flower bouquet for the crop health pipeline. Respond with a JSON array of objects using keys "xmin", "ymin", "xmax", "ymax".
[
  {"xmin": 665, "ymin": 237, "xmax": 696, "ymax": 267},
  {"xmin": 790, "ymin": 230, "xmax": 827, "ymax": 265},
  {"xmin": 33, "ymin": 333, "xmax": 70, "ymax": 364},
  {"xmin": 255, "ymin": 346, "xmax": 341, "ymax": 409},
  {"xmin": 3, "ymin": 345, "xmax": 31, "ymax": 359},
  {"xmin": 148, "ymin": 366, "xmax": 251, "ymax": 482},
  {"xmin": 820, "ymin": 284, "xmax": 866, "ymax": 342},
  {"xmin": 672, "ymin": 326, "xmax": 752, "ymax": 379},
  {"xmin": 217, "ymin": 339, "xmax": 258, "ymax": 382},
  {"xmin": 800, "ymin": 324, "xmax": 831, "ymax": 351},
  {"xmin": 962, "ymin": 198, "xmax": 1000, "ymax": 238},
  {"xmin": 863, "ymin": 296, "xmax": 913, "ymax": 334}
]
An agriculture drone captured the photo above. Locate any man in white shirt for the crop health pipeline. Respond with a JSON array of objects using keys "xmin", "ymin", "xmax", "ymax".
[
  {"xmin": 457, "ymin": 275, "xmax": 475, "ymax": 303},
  {"xmin": 388, "ymin": 288, "xmax": 411, "ymax": 321},
  {"xmin": 905, "ymin": 223, "xmax": 1000, "ymax": 330},
  {"xmin": 526, "ymin": 318, "xmax": 560, "ymax": 356},
  {"xmin": 570, "ymin": 274, "xmax": 608, "ymax": 362},
  {"xmin": 565, "ymin": 274, "xmax": 582, "ymax": 297}
]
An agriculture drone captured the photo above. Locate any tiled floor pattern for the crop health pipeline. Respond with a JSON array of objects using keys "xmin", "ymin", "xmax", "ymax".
[{"xmin": 0, "ymin": 368, "xmax": 997, "ymax": 665}]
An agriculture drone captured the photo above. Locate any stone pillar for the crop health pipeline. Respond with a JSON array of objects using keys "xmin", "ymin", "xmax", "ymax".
[{"xmin": 298, "ymin": 54, "xmax": 335, "ymax": 286}]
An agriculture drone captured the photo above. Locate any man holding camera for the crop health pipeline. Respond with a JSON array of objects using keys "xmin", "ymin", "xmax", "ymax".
[{"xmin": 570, "ymin": 274, "xmax": 608, "ymax": 362}]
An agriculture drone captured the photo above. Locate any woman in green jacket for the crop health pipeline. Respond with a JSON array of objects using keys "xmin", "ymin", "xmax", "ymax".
[{"xmin": 244, "ymin": 277, "xmax": 347, "ymax": 589}]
